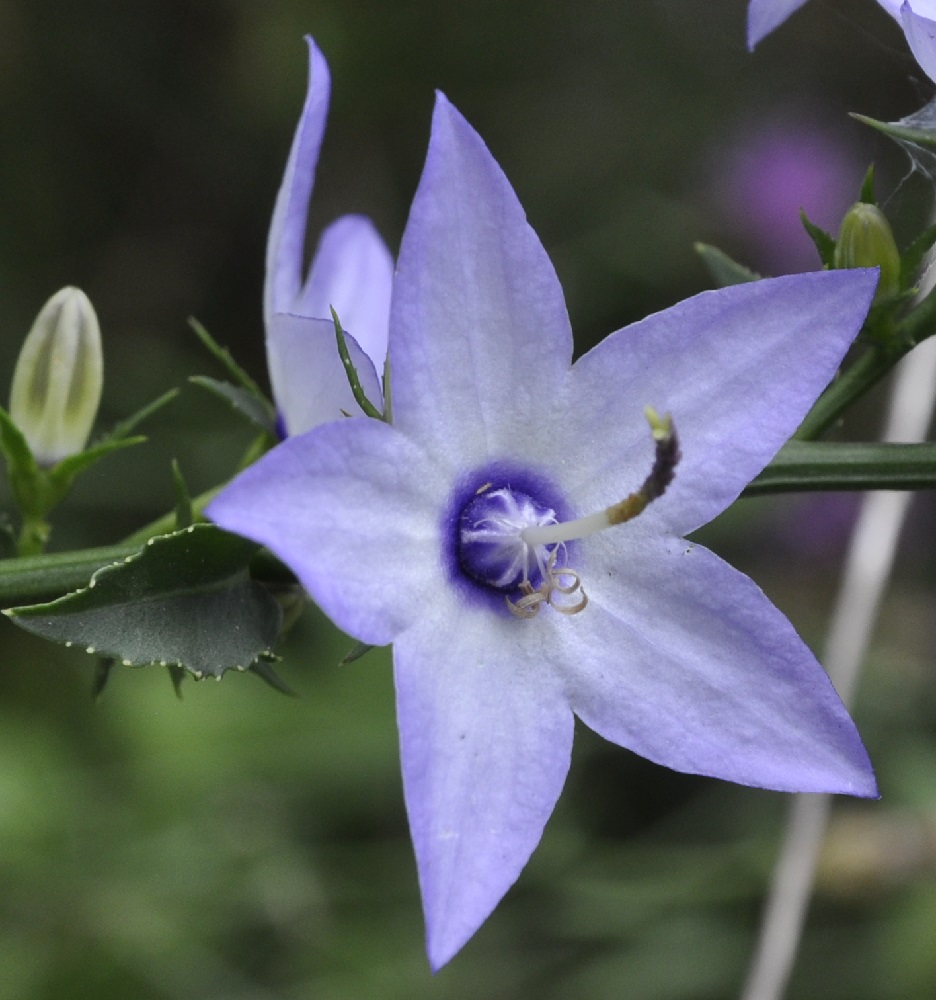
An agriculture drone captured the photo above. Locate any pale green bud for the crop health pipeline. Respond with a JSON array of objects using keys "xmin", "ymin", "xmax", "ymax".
[
  {"xmin": 9, "ymin": 287, "xmax": 103, "ymax": 466},
  {"xmin": 834, "ymin": 203, "xmax": 900, "ymax": 302}
]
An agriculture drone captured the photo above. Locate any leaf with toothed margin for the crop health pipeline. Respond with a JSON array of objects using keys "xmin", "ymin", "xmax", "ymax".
[{"xmin": 4, "ymin": 523, "xmax": 282, "ymax": 680}]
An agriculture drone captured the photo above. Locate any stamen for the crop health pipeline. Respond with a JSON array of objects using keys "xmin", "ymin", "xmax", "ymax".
[
  {"xmin": 521, "ymin": 408, "xmax": 680, "ymax": 548},
  {"xmin": 507, "ymin": 549, "xmax": 588, "ymax": 619}
]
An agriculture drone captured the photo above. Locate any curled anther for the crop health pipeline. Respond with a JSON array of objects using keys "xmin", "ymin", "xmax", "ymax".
[{"xmin": 506, "ymin": 550, "xmax": 588, "ymax": 619}]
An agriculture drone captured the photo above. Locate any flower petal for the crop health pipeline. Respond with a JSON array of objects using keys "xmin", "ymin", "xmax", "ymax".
[
  {"xmin": 395, "ymin": 604, "xmax": 573, "ymax": 970},
  {"xmin": 265, "ymin": 37, "xmax": 330, "ymax": 320},
  {"xmin": 562, "ymin": 532, "xmax": 877, "ymax": 796},
  {"xmin": 747, "ymin": 0, "xmax": 812, "ymax": 48},
  {"xmin": 207, "ymin": 418, "xmax": 443, "ymax": 644},
  {"xmin": 390, "ymin": 94, "xmax": 574, "ymax": 466},
  {"xmin": 295, "ymin": 214, "xmax": 393, "ymax": 369},
  {"xmin": 266, "ymin": 313, "xmax": 382, "ymax": 434},
  {"xmin": 901, "ymin": 4, "xmax": 936, "ymax": 84},
  {"xmin": 565, "ymin": 270, "xmax": 878, "ymax": 535}
]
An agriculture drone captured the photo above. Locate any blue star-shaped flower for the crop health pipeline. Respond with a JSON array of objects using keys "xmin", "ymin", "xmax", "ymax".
[{"xmin": 210, "ymin": 89, "xmax": 878, "ymax": 969}]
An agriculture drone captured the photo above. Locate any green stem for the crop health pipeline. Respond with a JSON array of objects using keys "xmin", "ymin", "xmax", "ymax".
[{"xmin": 0, "ymin": 542, "xmax": 140, "ymax": 604}]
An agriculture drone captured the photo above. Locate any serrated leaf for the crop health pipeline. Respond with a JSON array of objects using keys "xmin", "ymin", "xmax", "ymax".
[
  {"xmin": 694, "ymin": 243, "xmax": 760, "ymax": 286},
  {"xmin": 190, "ymin": 376, "xmax": 278, "ymax": 437},
  {"xmin": 800, "ymin": 211, "xmax": 837, "ymax": 268},
  {"xmin": 5, "ymin": 523, "xmax": 282, "ymax": 679}
]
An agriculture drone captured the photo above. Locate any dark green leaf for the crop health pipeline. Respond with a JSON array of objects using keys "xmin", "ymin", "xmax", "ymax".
[
  {"xmin": 190, "ymin": 376, "xmax": 278, "ymax": 437},
  {"xmin": 743, "ymin": 441, "xmax": 936, "ymax": 496},
  {"xmin": 5, "ymin": 524, "xmax": 282, "ymax": 679},
  {"xmin": 694, "ymin": 243, "xmax": 760, "ymax": 287}
]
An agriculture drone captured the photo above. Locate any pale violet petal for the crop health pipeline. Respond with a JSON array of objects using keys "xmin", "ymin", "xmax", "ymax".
[
  {"xmin": 296, "ymin": 214, "xmax": 393, "ymax": 370},
  {"xmin": 266, "ymin": 313, "xmax": 382, "ymax": 435},
  {"xmin": 207, "ymin": 419, "xmax": 444, "ymax": 644},
  {"xmin": 901, "ymin": 4, "xmax": 936, "ymax": 83},
  {"xmin": 747, "ymin": 0, "xmax": 812, "ymax": 48},
  {"xmin": 390, "ymin": 94, "xmax": 574, "ymax": 466},
  {"xmin": 394, "ymin": 604, "xmax": 573, "ymax": 970},
  {"xmin": 561, "ymin": 532, "xmax": 877, "ymax": 796},
  {"xmin": 265, "ymin": 37, "xmax": 330, "ymax": 321},
  {"xmin": 564, "ymin": 270, "xmax": 878, "ymax": 535},
  {"xmin": 879, "ymin": 0, "xmax": 903, "ymax": 20}
]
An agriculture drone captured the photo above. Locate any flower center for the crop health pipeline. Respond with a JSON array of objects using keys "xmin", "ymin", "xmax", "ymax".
[
  {"xmin": 450, "ymin": 408, "xmax": 679, "ymax": 620},
  {"xmin": 458, "ymin": 486, "xmax": 560, "ymax": 590},
  {"xmin": 457, "ymin": 484, "xmax": 587, "ymax": 617}
]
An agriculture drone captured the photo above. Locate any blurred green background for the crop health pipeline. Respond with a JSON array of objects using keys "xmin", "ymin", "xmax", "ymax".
[{"xmin": 1, "ymin": 0, "xmax": 936, "ymax": 997}]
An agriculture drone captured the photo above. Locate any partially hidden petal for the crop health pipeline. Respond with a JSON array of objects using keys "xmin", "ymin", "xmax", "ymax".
[
  {"xmin": 901, "ymin": 5, "xmax": 936, "ymax": 84},
  {"xmin": 266, "ymin": 313, "xmax": 382, "ymax": 434},
  {"xmin": 747, "ymin": 0, "xmax": 813, "ymax": 48},
  {"xmin": 207, "ymin": 419, "xmax": 442, "ymax": 644},
  {"xmin": 395, "ymin": 605, "xmax": 573, "ymax": 970},
  {"xmin": 562, "ymin": 533, "xmax": 877, "ymax": 797},
  {"xmin": 296, "ymin": 214, "xmax": 393, "ymax": 370},
  {"xmin": 566, "ymin": 270, "xmax": 878, "ymax": 535},
  {"xmin": 390, "ymin": 94, "xmax": 574, "ymax": 465},
  {"xmin": 265, "ymin": 37, "xmax": 330, "ymax": 320}
]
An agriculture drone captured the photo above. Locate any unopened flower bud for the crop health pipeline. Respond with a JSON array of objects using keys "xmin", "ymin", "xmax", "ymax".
[
  {"xmin": 834, "ymin": 203, "xmax": 900, "ymax": 301},
  {"xmin": 9, "ymin": 287, "xmax": 103, "ymax": 465}
]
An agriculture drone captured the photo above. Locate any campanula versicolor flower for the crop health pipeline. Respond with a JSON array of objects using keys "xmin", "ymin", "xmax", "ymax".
[
  {"xmin": 209, "ymin": 94, "xmax": 879, "ymax": 969},
  {"xmin": 266, "ymin": 37, "xmax": 393, "ymax": 435},
  {"xmin": 748, "ymin": 0, "xmax": 936, "ymax": 82}
]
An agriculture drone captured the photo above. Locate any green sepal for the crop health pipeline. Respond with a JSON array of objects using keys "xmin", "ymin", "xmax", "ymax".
[
  {"xmin": 800, "ymin": 211, "xmax": 837, "ymax": 268},
  {"xmin": 900, "ymin": 221, "xmax": 936, "ymax": 291},
  {"xmin": 250, "ymin": 654, "xmax": 296, "ymax": 696},
  {"xmin": 108, "ymin": 388, "xmax": 180, "ymax": 441},
  {"xmin": 340, "ymin": 640, "xmax": 376, "ymax": 666},
  {"xmin": 190, "ymin": 376, "xmax": 278, "ymax": 437},
  {"xmin": 332, "ymin": 308, "xmax": 385, "ymax": 420},
  {"xmin": 743, "ymin": 440, "xmax": 936, "ymax": 496},
  {"xmin": 851, "ymin": 110, "xmax": 936, "ymax": 153},
  {"xmin": 0, "ymin": 403, "xmax": 41, "ymax": 513},
  {"xmin": 45, "ymin": 436, "xmax": 146, "ymax": 503},
  {"xmin": 694, "ymin": 243, "xmax": 760, "ymax": 287},
  {"xmin": 189, "ymin": 317, "xmax": 270, "ymax": 399},
  {"xmin": 171, "ymin": 460, "xmax": 194, "ymax": 529},
  {"xmin": 859, "ymin": 164, "xmax": 876, "ymax": 205},
  {"xmin": 4, "ymin": 523, "xmax": 282, "ymax": 680}
]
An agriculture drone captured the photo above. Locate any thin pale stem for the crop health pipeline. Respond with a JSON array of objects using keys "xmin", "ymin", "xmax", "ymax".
[{"xmin": 740, "ymin": 333, "xmax": 936, "ymax": 1000}]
